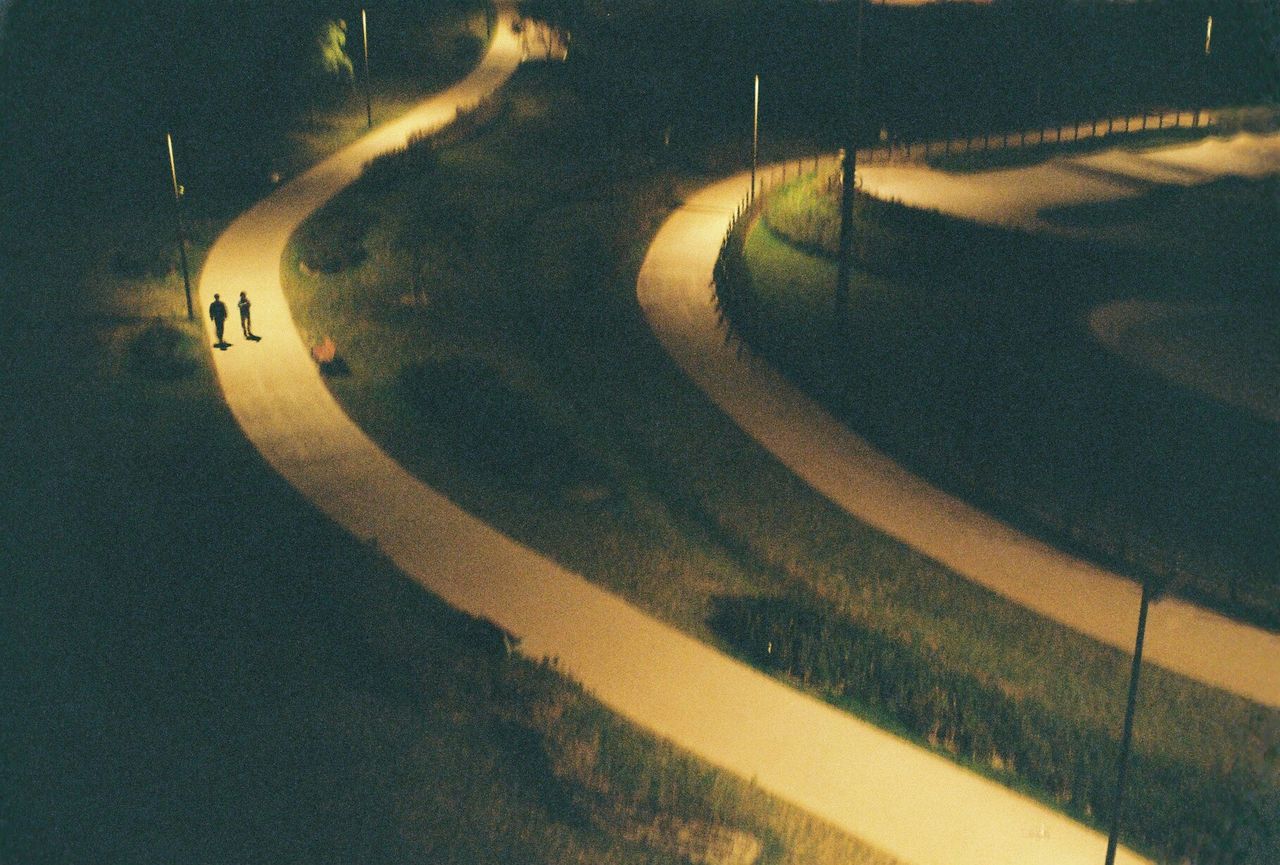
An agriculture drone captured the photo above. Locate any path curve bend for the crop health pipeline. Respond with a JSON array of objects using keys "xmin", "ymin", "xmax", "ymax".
[
  {"xmin": 196, "ymin": 13, "xmax": 1152, "ymax": 865},
  {"xmin": 635, "ymin": 158, "xmax": 1279, "ymax": 709}
]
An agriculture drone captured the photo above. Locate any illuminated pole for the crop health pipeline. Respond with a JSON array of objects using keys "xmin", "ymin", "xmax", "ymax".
[
  {"xmin": 1196, "ymin": 16, "xmax": 1213, "ymax": 127},
  {"xmin": 361, "ymin": 9, "xmax": 372, "ymax": 128},
  {"xmin": 751, "ymin": 74, "xmax": 760, "ymax": 203},
  {"xmin": 166, "ymin": 132, "xmax": 194, "ymax": 321},
  {"xmin": 1102, "ymin": 579, "xmax": 1152, "ymax": 865}
]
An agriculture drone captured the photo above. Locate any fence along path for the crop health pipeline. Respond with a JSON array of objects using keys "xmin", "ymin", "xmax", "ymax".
[{"xmin": 860, "ymin": 108, "xmax": 1218, "ymax": 163}]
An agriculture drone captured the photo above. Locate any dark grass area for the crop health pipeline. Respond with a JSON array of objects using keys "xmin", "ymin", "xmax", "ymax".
[
  {"xmin": 0, "ymin": 316, "xmax": 827, "ymax": 865},
  {"xmin": 0, "ymin": 220, "xmax": 889, "ymax": 865},
  {"xmin": 0, "ymin": 8, "xmax": 904, "ymax": 862},
  {"xmin": 282, "ymin": 65, "xmax": 1280, "ymax": 865},
  {"xmin": 744, "ymin": 173, "xmax": 1280, "ymax": 631}
]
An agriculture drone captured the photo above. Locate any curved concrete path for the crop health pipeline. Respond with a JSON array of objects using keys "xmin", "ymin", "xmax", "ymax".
[
  {"xmin": 1090, "ymin": 299, "xmax": 1280, "ymax": 425},
  {"xmin": 636, "ymin": 144, "xmax": 1280, "ymax": 709},
  {"xmin": 196, "ymin": 12, "xmax": 1151, "ymax": 865}
]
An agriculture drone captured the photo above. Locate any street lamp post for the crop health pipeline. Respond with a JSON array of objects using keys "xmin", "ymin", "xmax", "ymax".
[
  {"xmin": 835, "ymin": 0, "xmax": 864, "ymax": 340},
  {"xmin": 751, "ymin": 74, "xmax": 760, "ymax": 203},
  {"xmin": 1101, "ymin": 570, "xmax": 1179, "ymax": 865},
  {"xmin": 361, "ymin": 8, "xmax": 372, "ymax": 128},
  {"xmin": 166, "ymin": 132, "xmax": 194, "ymax": 321}
]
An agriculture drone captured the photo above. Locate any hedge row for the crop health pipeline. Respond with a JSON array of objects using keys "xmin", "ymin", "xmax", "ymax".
[{"xmin": 708, "ymin": 594, "xmax": 1277, "ymax": 865}]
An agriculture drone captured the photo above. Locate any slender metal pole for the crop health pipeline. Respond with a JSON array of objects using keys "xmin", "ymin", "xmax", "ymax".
[
  {"xmin": 1204, "ymin": 15, "xmax": 1213, "ymax": 56},
  {"xmin": 1103, "ymin": 579, "xmax": 1152, "ymax": 865},
  {"xmin": 362, "ymin": 9, "xmax": 372, "ymax": 128},
  {"xmin": 166, "ymin": 132, "xmax": 194, "ymax": 321},
  {"xmin": 835, "ymin": 0, "xmax": 864, "ymax": 340},
  {"xmin": 750, "ymin": 74, "xmax": 759, "ymax": 203}
]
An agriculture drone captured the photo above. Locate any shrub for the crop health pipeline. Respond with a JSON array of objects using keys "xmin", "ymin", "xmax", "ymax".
[
  {"xmin": 129, "ymin": 320, "xmax": 198, "ymax": 380},
  {"xmin": 399, "ymin": 357, "xmax": 600, "ymax": 491},
  {"xmin": 296, "ymin": 208, "xmax": 369, "ymax": 274}
]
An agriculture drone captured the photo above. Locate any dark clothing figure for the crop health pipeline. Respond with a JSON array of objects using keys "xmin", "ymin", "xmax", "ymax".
[
  {"xmin": 238, "ymin": 292, "xmax": 253, "ymax": 338},
  {"xmin": 209, "ymin": 294, "xmax": 228, "ymax": 344}
]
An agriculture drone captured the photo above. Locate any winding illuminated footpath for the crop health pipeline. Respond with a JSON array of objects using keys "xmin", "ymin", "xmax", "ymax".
[
  {"xmin": 636, "ymin": 142, "xmax": 1280, "ymax": 709},
  {"xmin": 199, "ymin": 9, "xmax": 1153, "ymax": 865}
]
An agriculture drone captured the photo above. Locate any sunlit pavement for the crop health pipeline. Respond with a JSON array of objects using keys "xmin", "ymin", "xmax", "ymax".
[
  {"xmin": 197, "ymin": 8, "xmax": 1158, "ymax": 865},
  {"xmin": 637, "ymin": 141, "xmax": 1280, "ymax": 710}
]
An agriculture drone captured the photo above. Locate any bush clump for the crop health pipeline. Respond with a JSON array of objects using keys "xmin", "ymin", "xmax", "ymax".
[
  {"xmin": 399, "ymin": 357, "xmax": 600, "ymax": 491},
  {"xmin": 296, "ymin": 207, "xmax": 369, "ymax": 274},
  {"xmin": 129, "ymin": 320, "xmax": 198, "ymax": 380},
  {"xmin": 708, "ymin": 593, "xmax": 1277, "ymax": 865}
]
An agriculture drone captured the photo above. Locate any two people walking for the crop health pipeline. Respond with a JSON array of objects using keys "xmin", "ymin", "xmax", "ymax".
[{"xmin": 208, "ymin": 291, "xmax": 256, "ymax": 347}]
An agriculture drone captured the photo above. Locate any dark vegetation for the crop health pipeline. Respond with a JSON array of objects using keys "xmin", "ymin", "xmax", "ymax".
[
  {"xmin": 129, "ymin": 319, "xmax": 200, "ymax": 380},
  {"xmin": 5, "ymin": 2, "xmax": 835, "ymax": 861},
  {"xmin": 710, "ymin": 593, "xmax": 1278, "ymax": 865},
  {"xmin": 0, "ymin": 3, "xmax": 896, "ymax": 862},
  {"xmin": 399, "ymin": 356, "xmax": 605, "ymax": 491},
  {"xmin": 287, "ymin": 57, "xmax": 1277, "ymax": 865},
  {"xmin": 529, "ymin": 0, "xmax": 1270, "ymax": 162},
  {"xmin": 722, "ymin": 175, "xmax": 1280, "ymax": 630},
  {"xmin": 4, "ymin": 0, "xmax": 1276, "ymax": 861}
]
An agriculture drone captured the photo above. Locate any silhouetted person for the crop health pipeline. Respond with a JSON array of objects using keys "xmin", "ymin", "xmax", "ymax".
[
  {"xmin": 238, "ymin": 291, "xmax": 253, "ymax": 338},
  {"xmin": 209, "ymin": 293, "xmax": 228, "ymax": 346}
]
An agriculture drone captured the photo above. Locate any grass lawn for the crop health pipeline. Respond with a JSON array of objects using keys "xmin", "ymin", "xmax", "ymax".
[
  {"xmin": 282, "ymin": 66, "xmax": 1279, "ymax": 865},
  {"xmin": 752, "ymin": 166, "xmax": 1280, "ymax": 633},
  {"xmin": 1, "ymin": 10, "xmax": 903, "ymax": 864}
]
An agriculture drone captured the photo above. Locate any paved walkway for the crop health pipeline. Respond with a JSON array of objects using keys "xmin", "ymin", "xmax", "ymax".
[
  {"xmin": 636, "ymin": 141, "xmax": 1280, "ymax": 709},
  {"xmin": 1090, "ymin": 298, "xmax": 1280, "ymax": 425},
  {"xmin": 197, "ymin": 10, "xmax": 1151, "ymax": 865}
]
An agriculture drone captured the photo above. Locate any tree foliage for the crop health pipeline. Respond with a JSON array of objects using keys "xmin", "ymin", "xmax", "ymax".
[{"xmin": 314, "ymin": 18, "xmax": 354, "ymax": 86}]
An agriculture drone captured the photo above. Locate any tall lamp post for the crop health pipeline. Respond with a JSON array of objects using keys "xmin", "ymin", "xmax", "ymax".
[
  {"xmin": 1102, "ymin": 579, "xmax": 1152, "ymax": 865},
  {"xmin": 166, "ymin": 132, "xmax": 194, "ymax": 321},
  {"xmin": 361, "ymin": 8, "xmax": 372, "ymax": 128},
  {"xmin": 1102, "ymin": 563, "xmax": 1184, "ymax": 865},
  {"xmin": 751, "ymin": 74, "xmax": 760, "ymax": 203},
  {"xmin": 1196, "ymin": 15, "xmax": 1213, "ymax": 126},
  {"xmin": 834, "ymin": 0, "xmax": 864, "ymax": 340}
]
